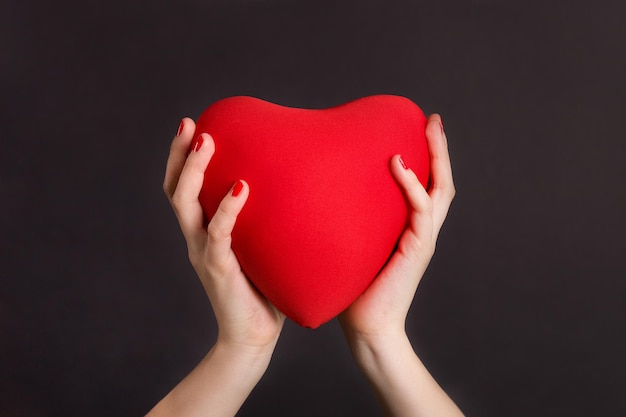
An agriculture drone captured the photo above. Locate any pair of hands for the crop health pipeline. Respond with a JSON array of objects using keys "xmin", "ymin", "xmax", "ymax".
[{"xmin": 163, "ymin": 114, "xmax": 455, "ymax": 355}]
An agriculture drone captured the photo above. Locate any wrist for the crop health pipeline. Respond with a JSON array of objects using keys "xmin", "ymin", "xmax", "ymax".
[
  {"xmin": 146, "ymin": 338, "xmax": 278, "ymax": 416},
  {"xmin": 343, "ymin": 329, "xmax": 465, "ymax": 417},
  {"xmin": 213, "ymin": 337, "xmax": 277, "ymax": 370},
  {"xmin": 343, "ymin": 327, "xmax": 411, "ymax": 371}
]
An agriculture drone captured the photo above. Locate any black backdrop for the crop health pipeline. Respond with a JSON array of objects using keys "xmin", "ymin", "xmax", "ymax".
[{"xmin": 2, "ymin": 0, "xmax": 625, "ymax": 416}]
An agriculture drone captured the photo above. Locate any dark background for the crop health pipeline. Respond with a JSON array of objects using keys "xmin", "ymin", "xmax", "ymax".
[{"xmin": 2, "ymin": 0, "xmax": 625, "ymax": 416}]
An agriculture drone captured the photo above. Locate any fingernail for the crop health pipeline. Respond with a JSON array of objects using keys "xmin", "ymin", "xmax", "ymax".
[
  {"xmin": 231, "ymin": 180, "xmax": 244, "ymax": 197},
  {"xmin": 399, "ymin": 156, "xmax": 408, "ymax": 170},
  {"xmin": 192, "ymin": 135, "xmax": 204, "ymax": 152},
  {"xmin": 439, "ymin": 120, "xmax": 444, "ymax": 136},
  {"xmin": 177, "ymin": 119, "xmax": 184, "ymax": 136}
]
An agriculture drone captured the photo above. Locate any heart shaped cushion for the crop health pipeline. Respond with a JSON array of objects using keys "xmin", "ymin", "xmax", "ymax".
[{"xmin": 194, "ymin": 95, "xmax": 429, "ymax": 328}]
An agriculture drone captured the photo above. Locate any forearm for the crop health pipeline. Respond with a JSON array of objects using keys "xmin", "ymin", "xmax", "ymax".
[
  {"xmin": 146, "ymin": 341, "xmax": 275, "ymax": 417},
  {"xmin": 349, "ymin": 332, "xmax": 464, "ymax": 417}
]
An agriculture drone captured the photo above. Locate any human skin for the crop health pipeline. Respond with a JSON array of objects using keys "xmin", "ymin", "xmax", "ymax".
[
  {"xmin": 146, "ymin": 114, "xmax": 462, "ymax": 417},
  {"xmin": 339, "ymin": 114, "xmax": 463, "ymax": 417}
]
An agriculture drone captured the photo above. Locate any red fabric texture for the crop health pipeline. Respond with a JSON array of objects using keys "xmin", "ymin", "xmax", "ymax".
[{"xmin": 194, "ymin": 95, "xmax": 429, "ymax": 328}]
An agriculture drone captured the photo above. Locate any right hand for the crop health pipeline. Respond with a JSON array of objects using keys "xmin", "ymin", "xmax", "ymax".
[{"xmin": 340, "ymin": 114, "xmax": 455, "ymax": 344}]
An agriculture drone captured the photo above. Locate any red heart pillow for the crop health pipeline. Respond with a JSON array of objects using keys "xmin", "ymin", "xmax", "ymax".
[{"xmin": 195, "ymin": 95, "xmax": 429, "ymax": 328}]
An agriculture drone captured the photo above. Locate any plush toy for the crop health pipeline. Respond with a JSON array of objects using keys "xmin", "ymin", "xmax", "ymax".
[{"xmin": 194, "ymin": 95, "xmax": 429, "ymax": 328}]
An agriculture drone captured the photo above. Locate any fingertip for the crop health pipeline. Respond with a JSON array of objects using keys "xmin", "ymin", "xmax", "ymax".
[
  {"xmin": 428, "ymin": 113, "xmax": 442, "ymax": 124},
  {"xmin": 389, "ymin": 154, "xmax": 405, "ymax": 181},
  {"xmin": 170, "ymin": 118, "xmax": 198, "ymax": 160},
  {"xmin": 206, "ymin": 179, "xmax": 249, "ymax": 242},
  {"xmin": 426, "ymin": 113, "xmax": 444, "ymax": 140},
  {"xmin": 189, "ymin": 132, "xmax": 215, "ymax": 156},
  {"xmin": 398, "ymin": 155, "xmax": 408, "ymax": 170},
  {"xmin": 390, "ymin": 154, "xmax": 430, "ymax": 215},
  {"xmin": 391, "ymin": 154, "xmax": 407, "ymax": 170},
  {"xmin": 231, "ymin": 179, "xmax": 245, "ymax": 197},
  {"xmin": 175, "ymin": 117, "xmax": 196, "ymax": 138},
  {"xmin": 232, "ymin": 179, "xmax": 250, "ymax": 201},
  {"xmin": 390, "ymin": 154, "xmax": 420, "ymax": 189}
]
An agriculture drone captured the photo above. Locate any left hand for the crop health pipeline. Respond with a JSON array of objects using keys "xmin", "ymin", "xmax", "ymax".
[{"xmin": 163, "ymin": 118, "xmax": 285, "ymax": 353}]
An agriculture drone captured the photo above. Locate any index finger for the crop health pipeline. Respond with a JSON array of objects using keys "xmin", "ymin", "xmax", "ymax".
[{"xmin": 163, "ymin": 117, "xmax": 196, "ymax": 200}]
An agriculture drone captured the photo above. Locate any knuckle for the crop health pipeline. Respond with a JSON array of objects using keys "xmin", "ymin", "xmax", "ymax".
[
  {"xmin": 408, "ymin": 236, "xmax": 435, "ymax": 259},
  {"xmin": 206, "ymin": 220, "xmax": 227, "ymax": 242},
  {"xmin": 186, "ymin": 244, "xmax": 204, "ymax": 269},
  {"xmin": 170, "ymin": 193, "xmax": 183, "ymax": 211},
  {"xmin": 448, "ymin": 185, "xmax": 457, "ymax": 200},
  {"xmin": 163, "ymin": 181, "xmax": 173, "ymax": 198},
  {"xmin": 187, "ymin": 247, "xmax": 199, "ymax": 267},
  {"xmin": 433, "ymin": 181, "xmax": 456, "ymax": 203},
  {"xmin": 170, "ymin": 194, "xmax": 189, "ymax": 219}
]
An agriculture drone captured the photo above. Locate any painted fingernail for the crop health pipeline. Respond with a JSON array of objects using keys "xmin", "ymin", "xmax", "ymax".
[
  {"xmin": 231, "ymin": 180, "xmax": 244, "ymax": 197},
  {"xmin": 177, "ymin": 119, "xmax": 184, "ymax": 136},
  {"xmin": 192, "ymin": 135, "xmax": 204, "ymax": 152},
  {"xmin": 399, "ymin": 156, "xmax": 408, "ymax": 170}
]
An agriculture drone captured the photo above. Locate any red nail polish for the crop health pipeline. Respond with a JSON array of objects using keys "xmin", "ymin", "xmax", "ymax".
[
  {"xmin": 192, "ymin": 135, "xmax": 204, "ymax": 152},
  {"xmin": 232, "ymin": 180, "xmax": 244, "ymax": 197},
  {"xmin": 177, "ymin": 119, "xmax": 184, "ymax": 136},
  {"xmin": 399, "ymin": 156, "xmax": 408, "ymax": 170}
]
